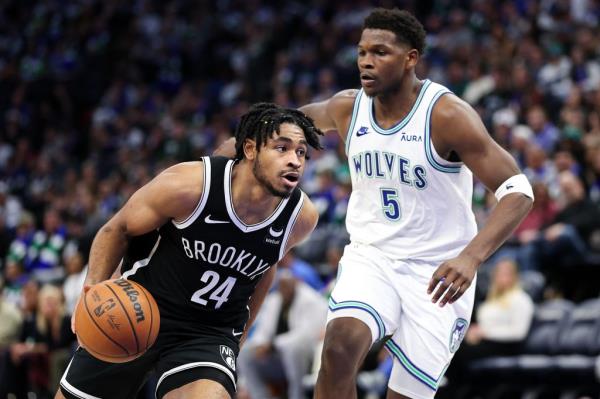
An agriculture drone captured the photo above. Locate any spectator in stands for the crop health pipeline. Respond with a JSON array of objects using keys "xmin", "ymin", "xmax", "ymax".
[
  {"xmin": 519, "ymin": 171, "xmax": 600, "ymax": 270},
  {"xmin": 447, "ymin": 258, "xmax": 534, "ymax": 389},
  {"xmin": 0, "ymin": 274, "xmax": 22, "ymax": 347},
  {"xmin": 239, "ymin": 270, "xmax": 327, "ymax": 399},
  {"xmin": 25, "ymin": 207, "xmax": 68, "ymax": 282},
  {"xmin": 513, "ymin": 182, "xmax": 558, "ymax": 246},
  {"xmin": 508, "ymin": 124, "xmax": 534, "ymax": 169},
  {"xmin": 0, "ymin": 181, "xmax": 23, "ymax": 231},
  {"xmin": 0, "ymin": 278, "xmax": 22, "ymax": 349},
  {"xmin": 0, "ymin": 215, "xmax": 11, "ymax": 265},
  {"xmin": 310, "ymin": 167, "xmax": 338, "ymax": 226},
  {"xmin": 0, "ymin": 277, "xmax": 23, "ymax": 397},
  {"xmin": 62, "ymin": 251, "xmax": 86, "ymax": 316},
  {"xmin": 523, "ymin": 144, "xmax": 559, "ymax": 196},
  {"xmin": 2, "ymin": 257, "xmax": 28, "ymax": 307},
  {"xmin": 585, "ymin": 144, "xmax": 600, "ymax": 202},
  {"xmin": 1, "ymin": 280, "xmax": 47, "ymax": 398},
  {"xmin": 6, "ymin": 211, "xmax": 35, "ymax": 273},
  {"xmin": 526, "ymin": 106, "xmax": 561, "ymax": 153},
  {"xmin": 36, "ymin": 284, "xmax": 75, "ymax": 391}
]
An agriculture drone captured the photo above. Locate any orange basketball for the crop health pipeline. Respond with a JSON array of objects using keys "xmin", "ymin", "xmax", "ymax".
[{"xmin": 74, "ymin": 278, "xmax": 160, "ymax": 363}]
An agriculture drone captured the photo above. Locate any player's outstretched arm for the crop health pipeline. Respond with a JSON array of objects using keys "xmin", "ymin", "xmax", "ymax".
[
  {"xmin": 84, "ymin": 162, "xmax": 205, "ymax": 287},
  {"xmin": 299, "ymin": 89, "xmax": 357, "ymax": 141},
  {"xmin": 213, "ymin": 92, "xmax": 356, "ymax": 159},
  {"xmin": 427, "ymin": 95, "xmax": 534, "ymax": 307},
  {"xmin": 242, "ymin": 196, "xmax": 319, "ymax": 346}
]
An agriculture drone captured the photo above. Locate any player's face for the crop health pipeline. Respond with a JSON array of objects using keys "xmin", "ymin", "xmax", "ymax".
[
  {"xmin": 357, "ymin": 29, "xmax": 417, "ymax": 97},
  {"xmin": 252, "ymin": 123, "xmax": 308, "ymax": 198}
]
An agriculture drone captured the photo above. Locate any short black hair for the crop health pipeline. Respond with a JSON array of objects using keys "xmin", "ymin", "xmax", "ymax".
[
  {"xmin": 234, "ymin": 102, "xmax": 323, "ymax": 160},
  {"xmin": 363, "ymin": 8, "xmax": 426, "ymax": 55}
]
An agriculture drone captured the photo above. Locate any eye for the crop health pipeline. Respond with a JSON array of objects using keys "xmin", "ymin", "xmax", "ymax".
[
  {"xmin": 296, "ymin": 148, "xmax": 307, "ymax": 157},
  {"xmin": 276, "ymin": 145, "xmax": 286, "ymax": 152},
  {"xmin": 376, "ymin": 50, "xmax": 386, "ymax": 56},
  {"xmin": 358, "ymin": 50, "xmax": 366, "ymax": 57}
]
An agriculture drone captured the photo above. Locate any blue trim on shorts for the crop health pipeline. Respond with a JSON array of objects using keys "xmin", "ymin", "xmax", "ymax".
[
  {"xmin": 385, "ymin": 339, "xmax": 440, "ymax": 391},
  {"xmin": 328, "ymin": 297, "xmax": 386, "ymax": 340}
]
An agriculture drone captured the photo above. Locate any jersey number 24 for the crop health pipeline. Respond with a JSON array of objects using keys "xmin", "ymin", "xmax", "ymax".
[{"xmin": 191, "ymin": 270, "xmax": 237, "ymax": 309}]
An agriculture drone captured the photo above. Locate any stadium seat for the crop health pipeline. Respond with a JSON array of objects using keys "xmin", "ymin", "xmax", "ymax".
[
  {"xmin": 469, "ymin": 299, "xmax": 574, "ymax": 383},
  {"xmin": 557, "ymin": 298, "xmax": 600, "ymax": 356},
  {"xmin": 550, "ymin": 298, "xmax": 600, "ymax": 383},
  {"xmin": 522, "ymin": 299, "xmax": 574, "ymax": 355}
]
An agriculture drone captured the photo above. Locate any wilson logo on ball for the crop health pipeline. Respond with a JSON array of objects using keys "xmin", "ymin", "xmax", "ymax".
[
  {"xmin": 114, "ymin": 279, "xmax": 146, "ymax": 322},
  {"xmin": 75, "ymin": 279, "xmax": 160, "ymax": 363}
]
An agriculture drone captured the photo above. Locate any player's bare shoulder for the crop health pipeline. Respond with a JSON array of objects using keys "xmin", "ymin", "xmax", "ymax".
[
  {"xmin": 432, "ymin": 92, "xmax": 473, "ymax": 122},
  {"xmin": 430, "ymin": 92, "xmax": 487, "ymax": 155},
  {"xmin": 330, "ymin": 89, "xmax": 359, "ymax": 104},
  {"xmin": 327, "ymin": 89, "xmax": 360, "ymax": 140},
  {"xmin": 328, "ymin": 89, "xmax": 360, "ymax": 117},
  {"xmin": 150, "ymin": 160, "xmax": 206, "ymax": 222}
]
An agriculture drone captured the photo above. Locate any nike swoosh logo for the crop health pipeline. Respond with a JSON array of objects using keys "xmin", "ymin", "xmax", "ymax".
[
  {"xmin": 232, "ymin": 329, "xmax": 243, "ymax": 337},
  {"xmin": 356, "ymin": 129, "xmax": 369, "ymax": 136},
  {"xmin": 205, "ymin": 215, "xmax": 229, "ymax": 224},
  {"xmin": 269, "ymin": 227, "xmax": 283, "ymax": 237}
]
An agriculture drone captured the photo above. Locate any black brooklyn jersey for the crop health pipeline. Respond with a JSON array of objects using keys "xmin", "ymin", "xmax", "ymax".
[{"xmin": 120, "ymin": 156, "xmax": 305, "ymax": 331}]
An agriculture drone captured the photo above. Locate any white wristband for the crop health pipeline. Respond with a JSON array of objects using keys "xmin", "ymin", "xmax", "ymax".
[{"xmin": 494, "ymin": 174, "xmax": 534, "ymax": 202}]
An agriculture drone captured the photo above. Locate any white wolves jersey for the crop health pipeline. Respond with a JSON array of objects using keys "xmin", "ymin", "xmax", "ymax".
[{"xmin": 345, "ymin": 80, "xmax": 477, "ymax": 262}]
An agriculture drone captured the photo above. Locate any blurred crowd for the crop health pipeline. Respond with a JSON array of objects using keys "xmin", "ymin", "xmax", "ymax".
[{"xmin": 1, "ymin": 0, "xmax": 600, "ymax": 397}]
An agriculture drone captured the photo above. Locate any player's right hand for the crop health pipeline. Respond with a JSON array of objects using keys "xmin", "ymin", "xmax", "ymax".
[
  {"xmin": 71, "ymin": 285, "xmax": 91, "ymax": 335},
  {"xmin": 428, "ymin": 254, "xmax": 478, "ymax": 307}
]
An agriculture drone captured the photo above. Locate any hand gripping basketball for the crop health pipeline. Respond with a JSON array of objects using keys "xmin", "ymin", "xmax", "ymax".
[{"xmin": 74, "ymin": 278, "xmax": 160, "ymax": 363}]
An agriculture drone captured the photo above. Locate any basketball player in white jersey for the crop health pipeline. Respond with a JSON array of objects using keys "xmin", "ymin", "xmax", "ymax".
[{"xmin": 297, "ymin": 8, "xmax": 534, "ymax": 399}]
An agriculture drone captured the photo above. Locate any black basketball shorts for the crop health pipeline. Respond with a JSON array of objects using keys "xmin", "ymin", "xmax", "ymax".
[{"xmin": 59, "ymin": 327, "xmax": 239, "ymax": 399}]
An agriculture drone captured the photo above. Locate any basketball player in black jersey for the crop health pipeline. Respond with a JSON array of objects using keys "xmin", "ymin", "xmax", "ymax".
[{"xmin": 55, "ymin": 103, "xmax": 323, "ymax": 399}]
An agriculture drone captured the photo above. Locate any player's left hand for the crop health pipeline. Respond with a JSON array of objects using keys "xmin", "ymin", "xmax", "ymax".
[{"xmin": 427, "ymin": 255, "xmax": 479, "ymax": 307}]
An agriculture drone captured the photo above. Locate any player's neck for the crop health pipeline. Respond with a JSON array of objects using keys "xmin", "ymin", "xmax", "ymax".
[
  {"xmin": 230, "ymin": 163, "xmax": 283, "ymax": 224},
  {"xmin": 373, "ymin": 76, "xmax": 422, "ymax": 129}
]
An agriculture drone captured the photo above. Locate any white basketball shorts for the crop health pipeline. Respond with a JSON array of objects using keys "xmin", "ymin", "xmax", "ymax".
[{"xmin": 327, "ymin": 242, "xmax": 476, "ymax": 399}]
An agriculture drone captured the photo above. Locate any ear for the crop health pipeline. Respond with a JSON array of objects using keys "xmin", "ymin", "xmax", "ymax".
[
  {"xmin": 406, "ymin": 49, "xmax": 420, "ymax": 70},
  {"xmin": 243, "ymin": 139, "xmax": 257, "ymax": 161}
]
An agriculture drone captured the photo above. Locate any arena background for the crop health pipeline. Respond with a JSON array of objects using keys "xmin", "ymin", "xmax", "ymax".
[{"xmin": 1, "ymin": 0, "xmax": 600, "ymax": 398}]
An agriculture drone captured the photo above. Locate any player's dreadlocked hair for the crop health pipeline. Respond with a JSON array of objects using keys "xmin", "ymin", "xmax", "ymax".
[
  {"xmin": 364, "ymin": 8, "xmax": 426, "ymax": 55},
  {"xmin": 234, "ymin": 102, "xmax": 324, "ymax": 160}
]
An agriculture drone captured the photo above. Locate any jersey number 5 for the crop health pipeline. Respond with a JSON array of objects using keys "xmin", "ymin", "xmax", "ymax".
[
  {"xmin": 191, "ymin": 270, "xmax": 237, "ymax": 309},
  {"xmin": 380, "ymin": 188, "xmax": 401, "ymax": 221}
]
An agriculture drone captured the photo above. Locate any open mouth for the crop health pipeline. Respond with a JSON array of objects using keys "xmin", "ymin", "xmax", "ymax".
[
  {"xmin": 360, "ymin": 73, "xmax": 376, "ymax": 84},
  {"xmin": 281, "ymin": 172, "xmax": 299, "ymax": 185}
]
